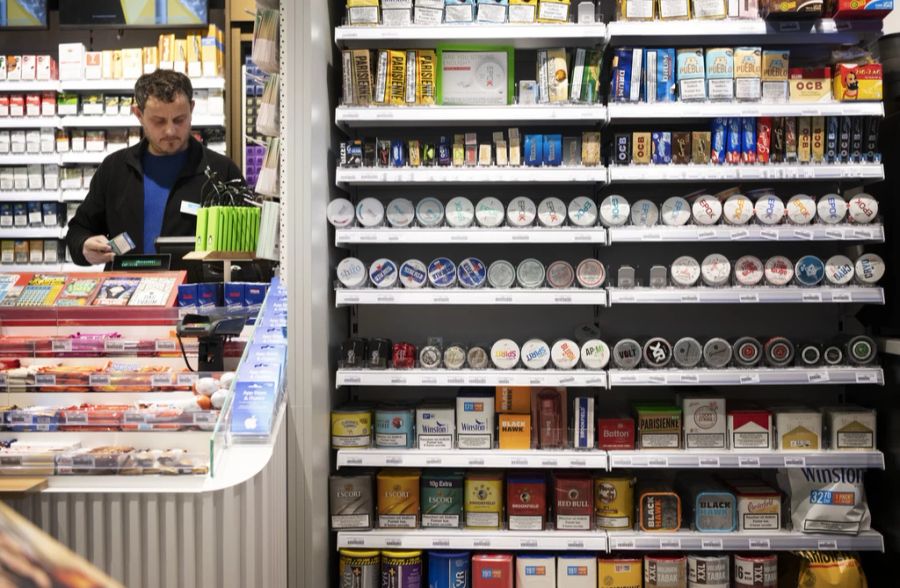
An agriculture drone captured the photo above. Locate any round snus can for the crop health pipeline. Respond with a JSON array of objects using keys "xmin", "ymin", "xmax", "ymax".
[
  {"xmin": 427, "ymin": 551, "xmax": 470, "ymax": 588},
  {"xmin": 825, "ymin": 255, "xmax": 854, "ymax": 286},
  {"xmin": 794, "ymin": 255, "xmax": 825, "ymax": 287},
  {"xmin": 692, "ymin": 194, "xmax": 723, "ymax": 226},
  {"xmin": 688, "ymin": 554, "xmax": 729, "ymax": 588},
  {"xmin": 521, "ymin": 338, "xmax": 552, "ymax": 370},
  {"xmin": 337, "ymin": 257, "xmax": 368, "ymax": 289},
  {"xmin": 445, "ymin": 196, "xmax": 475, "ymax": 228},
  {"xmin": 599, "ymin": 194, "xmax": 631, "ymax": 227},
  {"xmin": 613, "ymin": 339, "xmax": 642, "ymax": 369},
  {"xmin": 764, "ymin": 336, "xmax": 794, "ymax": 367},
  {"xmin": 457, "ymin": 257, "xmax": 487, "ymax": 289},
  {"xmin": 340, "ymin": 549, "xmax": 380, "ymax": 588},
  {"xmin": 369, "ymin": 258, "xmax": 399, "ymax": 289},
  {"xmin": 817, "ymin": 193, "xmax": 848, "ymax": 225},
  {"xmin": 581, "ymin": 339, "xmax": 611, "ymax": 370},
  {"xmin": 671, "ymin": 256, "xmax": 701, "ymax": 288},
  {"xmin": 848, "ymin": 193, "xmax": 879, "ymax": 224},
  {"xmin": 764, "ymin": 256, "xmax": 793, "ymax": 287},
  {"xmin": 399, "ymin": 260, "xmax": 428, "ymax": 289},
  {"xmin": 357, "ymin": 197, "xmax": 386, "ymax": 228},
  {"xmin": 786, "ymin": 193, "xmax": 816, "ymax": 225},
  {"xmin": 701, "ymin": 254, "xmax": 731, "ymax": 287},
  {"xmin": 798, "ymin": 344, "xmax": 821, "ymax": 366},
  {"xmin": 551, "ymin": 339, "xmax": 581, "ymax": 370},
  {"xmin": 753, "ymin": 194, "xmax": 785, "ymax": 226},
  {"xmin": 703, "ymin": 338, "xmax": 733, "ymax": 369},
  {"xmin": 428, "ymin": 257, "xmax": 458, "ymax": 288},
  {"xmin": 568, "ymin": 196, "xmax": 599, "ymax": 227},
  {"xmin": 491, "ymin": 339, "xmax": 520, "ymax": 370},
  {"xmin": 386, "ymin": 198, "xmax": 416, "ymax": 228},
  {"xmin": 475, "ymin": 197, "xmax": 504, "ymax": 228},
  {"xmin": 487, "ymin": 260, "xmax": 516, "ymax": 289},
  {"xmin": 847, "ymin": 335, "xmax": 877, "ymax": 365},
  {"xmin": 538, "ymin": 196, "xmax": 567, "ymax": 227},
  {"xmin": 733, "ymin": 337, "xmax": 763, "ymax": 367},
  {"xmin": 546, "ymin": 260, "xmax": 575, "ymax": 289},
  {"xmin": 416, "ymin": 197, "xmax": 445, "ymax": 227},
  {"xmin": 419, "ymin": 346, "xmax": 442, "ymax": 369},
  {"xmin": 734, "ymin": 256, "xmax": 764, "ymax": 287},
  {"xmin": 381, "ymin": 550, "xmax": 423, "ymax": 588},
  {"xmin": 673, "ymin": 337, "xmax": 703, "ymax": 369},
  {"xmin": 643, "ymin": 337, "xmax": 673, "ymax": 368},
  {"xmin": 631, "ymin": 199, "xmax": 660, "ymax": 227},
  {"xmin": 516, "ymin": 258, "xmax": 546, "ymax": 289},
  {"xmin": 327, "ymin": 198, "xmax": 355, "ymax": 228},
  {"xmin": 507, "ymin": 196, "xmax": 537, "ymax": 228},
  {"xmin": 823, "ymin": 345, "xmax": 844, "ymax": 366},
  {"xmin": 576, "ymin": 259, "xmax": 606, "ymax": 289},
  {"xmin": 661, "ymin": 196, "xmax": 692, "ymax": 226},
  {"xmin": 466, "ymin": 346, "xmax": 490, "ymax": 370},
  {"xmin": 645, "ymin": 555, "xmax": 687, "ymax": 588},
  {"xmin": 855, "ymin": 253, "xmax": 885, "ymax": 285},
  {"xmin": 444, "ymin": 345, "xmax": 467, "ymax": 370},
  {"xmin": 723, "ymin": 194, "xmax": 754, "ymax": 225},
  {"xmin": 733, "ymin": 554, "xmax": 777, "ymax": 588}
]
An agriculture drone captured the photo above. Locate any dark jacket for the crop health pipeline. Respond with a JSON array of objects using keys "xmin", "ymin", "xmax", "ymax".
[{"xmin": 65, "ymin": 137, "xmax": 244, "ymax": 265}]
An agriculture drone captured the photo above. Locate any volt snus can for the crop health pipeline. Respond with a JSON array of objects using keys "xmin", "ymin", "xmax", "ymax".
[{"xmin": 340, "ymin": 549, "xmax": 379, "ymax": 588}]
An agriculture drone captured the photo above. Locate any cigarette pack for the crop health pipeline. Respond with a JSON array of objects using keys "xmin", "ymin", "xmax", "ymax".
[
  {"xmin": 676, "ymin": 48, "xmax": 706, "ymax": 101},
  {"xmin": 547, "ymin": 48, "xmax": 569, "ymax": 103},
  {"xmin": 610, "ymin": 48, "xmax": 643, "ymax": 103},
  {"xmin": 645, "ymin": 48, "xmax": 676, "ymax": 103},
  {"xmin": 683, "ymin": 398, "xmax": 727, "ymax": 449},
  {"xmin": 498, "ymin": 414, "xmax": 531, "ymax": 449},
  {"xmin": 632, "ymin": 132, "xmax": 651, "ymax": 164},
  {"xmin": 477, "ymin": 0, "xmax": 509, "ymax": 23},
  {"xmin": 728, "ymin": 409, "xmax": 772, "ymax": 449},
  {"xmin": 705, "ymin": 47, "xmax": 735, "ymax": 101},
  {"xmin": 734, "ymin": 47, "xmax": 762, "ymax": 101},
  {"xmin": 509, "ymin": 0, "xmax": 538, "ymax": 21},
  {"xmin": 832, "ymin": 0, "xmax": 893, "ymax": 19},
  {"xmin": 417, "ymin": 50, "xmax": 436, "ymax": 105},
  {"xmin": 388, "ymin": 50, "xmax": 407, "ymax": 106},
  {"xmin": 597, "ymin": 417, "xmax": 635, "ymax": 449},
  {"xmin": 798, "ymin": 116, "xmax": 812, "ymax": 162},
  {"xmin": 636, "ymin": 405, "xmax": 682, "ymax": 449},
  {"xmin": 776, "ymin": 408, "xmax": 822, "ymax": 450},
  {"xmin": 539, "ymin": 0, "xmax": 571, "ymax": 22},
  {"xmin": 659, "ymin": 0, "xmax": 690, "ymax": 19},
  {"xmin": 825, "ymin": 407, "xmax": 876, "ymax": 450}
]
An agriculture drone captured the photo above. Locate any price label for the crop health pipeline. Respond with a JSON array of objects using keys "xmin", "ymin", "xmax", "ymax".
[
  {"xmin": 802, "ymin": 293, "xmax": 823, "ymax": 303},
  {"xmin": 825, "ymin": 230, "xmax": 843, "ymax": 240},
  {"xmin": 35, "ymin": 374, "xmax": 56, "ymax": 386},
  {"xmin": 467, "ymin": 377, "xmax": 486, "ymax": 385},
  {"xmin": 611, "ymin": 457, "xmax": 633, "ymax": 468},
  {"xmin": 739, "ymin": 374, "xmax": 760, "ymax": 385},
  {"xmin": 346, "ymin": 538, "xmax": 365, "ymax": 547},
  {"xmin": 385, "ymin": 456, "xmax": 403, "ymax": 465},
  {"xmin": 730, "ymin": 230, "xmax": 750, "ymax": 240},
  {"xmin": 675, "ymin": 373, "xmax": 698, "ymax": 385},
  {"xmin": 613, "ymin": 539, "xmax": 636, "ymax": 549},
  {"xmin": 559, "ymin": 376, "xmax": 575, "ymax": 385},
  {"xmin": 510, "ymin": 458, "xmax": 528, "ymax": 466},
  {"xmin": 619, "ymin": 375, "xmax": 638, "ymax": 383},
  {"xmin": 697, "ymin": 231, "xmax": 716, "ymax": 240},
  {"xmin": 569, "ymin": 459, "xmax": 587, "ymax": 467},
  {"xmin": 807, "ymin": 371, "xmax": 830, "ymax": 383},
  {"xmin": 65, "ymin": 412, "xmax": 88, "ymax": 424},
  {"xmin": 151, "ymin": 374, "xmax": 174, "ymax": 387},
  {"xmin": 52, "ymin": 340, "xmax": 72, "ymax": 353},
  {"xmin": 554, "ymin": 296, "xmax": 572, "ymax": 303},
  {"xmin": 701, "ymin": 539, "xmax": 724, "ymax": 550},
  {"xmin": 749, "ymin": 538, "xmax": 771, "ymax": 550},
  {"xmin": 784, "ymin": 456, "xmax": 806, "ymax": 467},
  {"xmin": 425, "ymin": 458, "xmax": 442, "ymax": 466},
  {"xmin": 739, "ymin": 294, "xmax": 760, "ymax": 303},
  {"xmin": 104, "ymin": 339, "xmax": 126, "ymax": 352},
  {"xmin": 856, "ymin": 372, "xmax": 878, "ymax": 384},
  {"xmin": 385, "ymin": 539, "xmax": 401, "ymax": 547},
  {"xmin": 648, "ymin": 457, "xmax": 668, "ymax": 467},
  {"xmin": 193, "ymin": 412, "xmax": 218, "ymax": 425},
  {"xmin": 520, "ymin": 540, "xmax": 538, "ymax": 548},
  {"xmin": 343, "ymin": 296, "xmax": 359, "ymax": 304},
  {"xmin": 759, "ymin": 229, "xmax": 779, "ymax": 240},
  {"xmin": 699, "ymin": 457, "xmax": 720, "ymax": 468},
  {"xmin": 467, "ymin": 458, "xmax": 485, "ymax": 466},
  {"xmin": 449, "ymin": 234, "xmax": 468, "ymax": 242},
  {"xmin": 89, "ymin": 374, "xmax": 110, "ymax": 386},
  {"xmin": 378, "ymin": 296, "xmax": 396, "ymax": 303},
  {"xmin": 432, "ymin": 539, "xmax": 450, "ymax": 547},
  {"xmin": 818, "ymin": 539, "xmax": 838, "ymax": 550},
  {"xmin": 831, "ymin": 292, "xmax": 853, "ymax": 303},
  {"xmin": 680, "ymin": 294, "xmax": 699, "ymax": 303},
  {"xmin": 494, "ymin": 296, "xmax": 513, "ymax": 303},
  {"xmin": 343, "ymin": 376, "xmax": 361, "ymax": 385},
  {"xmin": 541, "ymin": 459, "xmax": 559, "ymax": 467},
  {"xmin": 155, "ymin": 340, "xmax": 177, "ymax": 352},
  {"xmin": 566, "ymin": 541, "xmax": 585, "ymax": 549},
  {"xmin": 794, "ymin": 230, "xmax": 814, "ymax": 240},
  {"xmin": 473, "ymin": 540, "xmax": 491, "ymax": 548},
  {"xmin": 739, "ymin": 456, "xmax": 761, "ymax": 468},
  {"xmin": 660, "ymin": 538, "xmax": 682, "ymax": 550},
  {"xmin": 177, "ymin": 374, "xmax": 199, "ymax": 386},
  {"xmin": 390, "ymin": 377, "xmax": 407, "ymax": 385},
  {"xmin": 345, "ymin": 458, "xmax": 363, "ymax": 466},
  {"xmin": 642, "ymin": 233, "xmax": 662, "ymax": 241}
]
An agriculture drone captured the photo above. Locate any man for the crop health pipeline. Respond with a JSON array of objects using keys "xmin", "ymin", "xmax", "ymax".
[{"xmin": 66, "ymin": 69, "xmax": 244, "ymax": 266}]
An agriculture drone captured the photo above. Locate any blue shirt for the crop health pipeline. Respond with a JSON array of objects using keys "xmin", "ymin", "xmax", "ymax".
[{"xmin": 142, "ymin": 150, "xmax": 189, "ymax": 253}]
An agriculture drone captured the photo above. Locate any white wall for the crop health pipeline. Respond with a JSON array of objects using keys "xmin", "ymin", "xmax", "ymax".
[{"xmin": 884, "ymin": 10, "xmax": 900, "ymax": 35}]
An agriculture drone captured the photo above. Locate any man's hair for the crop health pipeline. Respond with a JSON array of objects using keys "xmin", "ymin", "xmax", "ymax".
[{"xmin": 134, "ymin": 70, "xmax": 194, "ymax": 111}]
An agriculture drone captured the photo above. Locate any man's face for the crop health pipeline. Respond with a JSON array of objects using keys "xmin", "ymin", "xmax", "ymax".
[{"xmin": 133, "ymin": 94, "xmax": 194, "ymax": 155}]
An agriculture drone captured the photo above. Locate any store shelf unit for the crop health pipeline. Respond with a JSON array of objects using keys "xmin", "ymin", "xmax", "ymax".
[
  {"xmin": 607, "ymin": 450, "xmax": 885, "ymax": 470},
  {"xmin": 336, "ymin": 368, "xmax": 608, "ymax": 388},
  {"xmin": 335, "ymin": 227, "xmax": 608, "ymax": 245},
  {"xmin": 608, "ymin": 163, "xmax": 885, "ymax": 183},
  {"xmin": 338, "ymin": 529, "xmax": 609, "ymax": 552},
  {"xmin": 608, "ymin": 367, "xmax": 884, "ymax": 387},
  {"xmin": 607, "ymin": 101, "xmax": 885, "ymax": 121},
  {"xmin": 606, "ymin": 530, "xmax": 885, "ymax": 552},
  {"xmin": 58, "ymin": 115, "xmax": 226, "ymax": 128},
  {"xmin": 335, "ymin": 288, "xmax": 607, "ymax": 307},
  {"xmin": 336, "ymin": 166, "xmax": 608, "ymax": 186},
  {"xmin": 607, "ymin": 224, "xmax": 886, "ymax": 243},
  {"xmin": 334, "ymin": 23, "xmax": 607, "ymax": 48},
  {"xmin": 607, "ymin": 287, "xmax": 885, "ymax": 305},
  {"xmin": 606, "ymin": 18, "xmax": 883, "ymax": 44},
  {"xmin": 335, "ymin": 105, "xmax": 607, "ymax": 128},
  {"xmin": 337, "ymin": 449, "xmax": 609, "ymax": 470}
]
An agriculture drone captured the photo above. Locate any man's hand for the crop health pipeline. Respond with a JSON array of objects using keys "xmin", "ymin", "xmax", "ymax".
[{"xmin": 82, "ymin": 235, "xmax": 114, "ymax": 265}]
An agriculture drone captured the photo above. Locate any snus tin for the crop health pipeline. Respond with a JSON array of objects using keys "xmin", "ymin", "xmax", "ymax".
[
  {"xmin": 733, "ymin": 554, "xmax": 777, "ymax": 588},
  {"xmin": 507, "ymin": 196, "xmax": 537, "ymax": 227},
  {"xmin": 786, "ymin": 193, "xmax": 816, "ymax": 225},
  {"xmin": 428, "ymin": 551, "xmax": 470, "ymax": 588},
  {"xmin": 551, "ymin": 339, "xmax": 580, "ymax": 370},
  {"xmin": 399, "ymin": 259, "xmax": 428, "ymax": 289},
  {"xmin": 764, "ymin": 256, "xmax": 793, "ymax": 286},
  {"xmin": 640, "ymin": 490, "xmax": 681, "ymax": 531},
  {"xmin": 825, "ymin": 255, "xmax": 854, "ymax": 285},
  {"xmin": 734, "ymin": 256, "xmax": 764, "ymax": 286},
  {"xmin": 849, "ymin": 193, "xmax": 878, "ymax": 224},
  {"xmin": 703, "ymin": 338, "xmax": 733, "ymax": 368},
  {"xmin": 631, "ymin": 199, "xmax": 660, "ymax": 227},
  {"xmin": 546, "ymin": 261, "xmax": 575, "ymax": 289},
  {"xmin": 600, "ymin": 195, "xmax": 631, "ymax": 227},
  {"xmin": 446, "ymin": 196, "xmax": 475, "ymax": 228},
  {"xmin": 753, "ymin": 194, "xmax": 785, "ymax": 225},
  {"xmin": 594, "ymin": 476, "xmax": 635, "ymax": 529},
  {"xmin": 580, "ymin": 339, "xmax": 610, "ymax": 369},
  {"xmin": 613, "ymin": 339, "xmax": 642, "ymax": 369},
  {"xmin": 724, "ymin": 194, "xmax": 754, "ymax": 225},
  {"xmin": 416, "ymin": 197, "xmax": 445, "ymax": 227},
  {"xmin": 516, "ymin": 258, "xmax": 546, "ymax": 288},
  {"xmin": 428, "ymin": 257, "xmax": 458, "ymax": 288},
  {"xmin": 688, "ymin": 555, "xmax": 729, "ymax": 587},
  {"xmin": 330, "ymin": 474, "xmax": 374, "ymax": 530},
  {"xmin": 381, "ymin": 551, "xmax": 423, "ymax": 588},
  {"xmin": 340, "ymin": 550, "xmax": 379, "ymax": 588},
  {"xmin": 416, "ymin": 406, "xmax": 455, "ymax": 449},
  {"xmin": 375, "ymin": 407, "xmax": 415, "ymax": 448},
  {"xmin": 692, "ymin": 195, "xmax": 723, "ymax": 226},
  {"xmin": 645, "ymin": 555, "xmax": 687, "ymax": 588},
  {"xmin": 487, "ymin": 260, "xmax": 516, "ymax": 289},
  {"xmin": 521, "ymin": 339, "xmax": 551, "ymax": 370},
  {"xmin": 701, "ymin": 254, "xmax": 731, "ymax": 287},
  {"xmin": 671, "ymin": 256, "xmax": 701, "ymax": 288},
  {"xmin": 568, "ymin": 196, "xmax": 598, "ymax": 227},
  {"xmin": 817, "ymin": 194, "xmax": 848, "ymax": 225},
  {"xmin": 794, "ymin": 255, "xmax": 825, "ymax": 286},
  {"xmin": 856, "ymin": 253, "xmax": 885, "ymax": 285},
  {"xmin": 357, "ymin": 197, "xmax": 386, "ymax": 227},
  {"xmin": 327, "ymin": 198, "xmax": 355, "ymax": 228},
  {"xmin": 537, "ymin": 197, "xmax": 567, "ymax": 227},
  {"xmin": 507, "ymin": 475, "xmax": 547, "ymax": 531},
  {"xmin": 458, "ymin": 257, "xmax": 487, "ymax": 289},
  {"xmin": 693, "ymin": 491, "xmax": 737, "ymax": 532},
  {"xmin": 491, "ymin": 339, "xmax": 520, "ymax": 369},
  {"xmin": 662, "ymin": 197, "xmax": 691, "ymax": 226},
  {"xmin": 475, "ymin": 197, "xmax": 505, "ymax": 228},
  {"xmin": 331, "ymin": 408, "xmax": 373, "ymax": 448},
  {"xmin": 369, "ymin": 259, "xmax": 399, "ymax": 289},
  {"xmin": 576, "ymin": 259, "xmax": 606, "ymax": 288},
  {"xmin": 673, "ymin": 338, "xmax": 703, "ymax": 369},
  {"xmin": 386, "ymin": 198, "xmax": 415, "ymax": 228},
  {"xmin": 421, "ymin": 471, "xmax": 464, "ymax": 528}
]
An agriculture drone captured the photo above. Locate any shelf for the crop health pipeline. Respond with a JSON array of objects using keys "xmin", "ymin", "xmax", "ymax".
[
  {"xmin": 58, "ymin": 115, "xmax": 225, "ymax": 128},
  {"xmin": 608, "ymin": 367, "xmax": 884, "ymax": 387},
  {"xmin": 0, "ymin": 81, "xmax": 59, "ymax": 92},
  {"xmin": 0, "ymin": 117, "xmax": 61, "ymax": 129},
  {"xmin": 607, "ymin": 224, "xmax": 885, "ymax": 243},
  {"xmin": 336, "ymin": 166, "xmax": 607, "ymax": 186},
  {"xmin": 607, "ymin": 450, "xmax": 885, "ymax": 470},
  {"xmin": 59, "ymin": 152, "xmax": 117, "ymax": 165},
  {"xmin": 337, "ymin": 449, "xmax": 608, "ymax": 470},
  {"xmin": 0, "ymin": 263, "xmax": 104, "ymax": 273},
  {"xmin": 338, "ymin": 529, "xmax": 609, "ymax": 552},
  {"xmin": 0, "ymin": 306, "xmax": 181, "ymax": 327},
  {"xmin": 58, "ymin": 78, "xmax": 226, "ymax": 92},
  {"xmin": 608, "ymin": 164, "xmax": 885, "ymax": 183},
  {"xmin": 335, "ymin": 288, "xmax": 607, "ymax": 306},
  {"xmin": 606, "ymin": 530, "xmax": 884, "ymax": 552},
  {"xmin": 607, "ymin": 18, "xmax": 883, "ymax": 44},
  {"xmin": 61, "ymin": 190, "xmax": 88, "ymax": 202},
  {"xmin": 607, "ymin": 287, "xmax": 884, "ymax": 305},
  {"xmin": 0, "ymin": 191, "xmax": 62, "ymax": 202},
  {"xmin": 0, "ymin": 153, "xmax": 60, "ymax": 165},
  {"xmin": 336, "ymin": 368, "xmax": 608, "ymax": 388},
  {"xmin": 0, "ymin": 227, "xmax": 64, "ymax": 239},
  {"xmin": 335, "ymin": 23, "xmax": 607, "ymax": 48},
  {"xmin": 336, "ymin": 105, "xmax": 606, "ymax": 127},
  {"xmin": 607, "ymin": 101, "xmax": 884, "ymax": 121},
  {"xmin": 335, "ymin": 227, "xmax": 608, "ymax": 245}
]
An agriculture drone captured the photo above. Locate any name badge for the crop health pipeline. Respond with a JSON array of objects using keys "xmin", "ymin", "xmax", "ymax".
[{"xmin": 180, "ymin": 201, "xmax": 201, "ymax": 216}]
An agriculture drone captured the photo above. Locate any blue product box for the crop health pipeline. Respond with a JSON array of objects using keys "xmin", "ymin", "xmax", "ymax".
[
  {"xmin": 610, "ymin": 48, "xmax": 643, "ymax": 103},
  {"xmin": 230, "ymin": 380, "xmax": 279, "ymax": 436},
  {"xmin": 644, "ymin": 48, "xmax": 676, "ymax": 103},
  {"xmin": 0, "ymin": 203, "xmax": 12, "ymax": 227},
  {"xmin": 197, "ymin": 282, "xmax": 222, "ymax": 309},
  {"xmin": 651, "ymin": 132, "xmax": 672, "ymax": 164},
  {"xmin": 543, "ymin": 134, "xmax": 562, "ymax": 166},
  {"xmin": 177, "ymin": 284, "xmax": 199, "ymax": 308},
  {"xmin": 244, "ymin": 282, "xmax": 269, "ymax": 314},
  {"xmin": 524, "ymin": 134, "xmax": 544, "ymax": 166},
  {"xmin": 224, "ymin": 282, "xmax": 245, "ymax": 310}
]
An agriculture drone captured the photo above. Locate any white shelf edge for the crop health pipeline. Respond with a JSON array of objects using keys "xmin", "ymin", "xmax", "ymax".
[
  {"xmin": 336, "ymin": 105, "xmax": 607, "ymax": 126},
  {"xmin": 58, "ymin": 115, "xmax": 225, "ymax": 128},
  {"xmin": 0, "ymin": 191, "xmax": 63, "ymax": 202},
  {"xmin": 0, "ymin": 263, "xmax": 103, "ymax": 272},
  {"xmin": 0, "ymin": 117, "xmax": 62, "ymax": 129},
  {"xmin": 609, "ymin": 367, "xmax": 884, "ymax": 387},
  {"xmin": 608, "ymin": 163, "xmax": 884, "ymax": 182},
  {"xmin": 0, "ymin": 227, "xmax": 64, "ymax": 239},
  {"xmin": 608, "ymin": 101, "xmax": 884, "ymax": 120},
  {"xmin": 607, "ymin": 450, "xmax": 885, "ymax": 470},
  {"xmin": 335, "ymin": 23, "xmax": 608, "ymax": 47},
  {"xmin": 335, "ymin": 288, "xmax": 607, "ymax": 306},
  {"xmin": 336, "ymin": 368, "xmax": 608, "ymax": 388},
  {"xmin": 607, "ymin": 18, "xmax": 883, "ymax": 42},
  {"xmin": 335, "ymin": 227, "xmax": 608, "ymax": 245},
  {"xmin": 337, "ymin": 528, "xmax": 609, "ymax": 551},
  {"xmin": 605, "ymin": 530, "xmax": 884, "ymax": 552},
  {"xmin": 608, "ymin": 286, "xmax": 884, "ymax": 305},
  {"xmin": 336, "ymin": 166, "xmax": 608, "ymax": 185},
  {"xmin": 0, "ymin": 79, "xmax": 225, "ymax": 93},
  {"xmin": 337, "ymin": 449, "xmax": 609, "ymax": 470},
  {"xmin": 608, "ymin": 224, "xmax": 885, "ymax": 243}
]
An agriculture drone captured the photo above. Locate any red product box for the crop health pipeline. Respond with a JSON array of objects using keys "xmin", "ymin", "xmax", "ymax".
[
  {"xmin": 9, "ymin": 95, "xmax": 25, "ymax": 117},
  {"xmin": 25, "ymin": 94, "xmax": 41, "ymax": 117},
  {"xmin": 41, "ymin": 92, "xmax": 56, "ymax": 117},
  {"xmin": 473, "ymin": 554, "xmax": 514, "ymax": 588},
  {"xmin": 507, "ymin": 474, "xmax": 547, "ymax": 531},
  {"xmin": 832, "ymin": 0, "xmax": 893, "ymax": 19},
  {"xmin": 597, "ymin": 418, "xmax": 635, "ymax": 450},
  {"xmin": 554, "ymin": 473, "xmax": 593, "ymax": 531},
  {"xmin": 0, "ymin": 95, "xmax": 9, "ymax": 117},
  {"xmin": 728, "ymin": 409, "xmax": 773, "ymax": 450}
]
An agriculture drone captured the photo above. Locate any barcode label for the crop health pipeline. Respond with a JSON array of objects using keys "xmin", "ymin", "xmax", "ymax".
[
  {"xmin": 155, "ymin": 340, "xmax": 177, "ymax": 352},
  {"xmin": 151, "ymin": 374, "xmax": 174, "ymax": 387},
  {"xmin": 52, "ymin": 340, "xmax": 72, "ymax": 352}
]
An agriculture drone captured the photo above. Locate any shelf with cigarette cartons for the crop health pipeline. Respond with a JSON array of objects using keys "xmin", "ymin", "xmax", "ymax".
[
  {"xmin": 606, "ymin": 450, "xmax": 885, "ymax": 470},
  {"xmin": 607, "ymin": 163, "xmax": 885, "ymax": 183},
  {"xmin": 0, "ymin": 227, "xmax": 66, "ymax": 239},
  {"xmin": 0, "ymin": 153, "xmax": 61, "ymax": 165},
  {"xmin": 0, "ymin": 191, "xmax": 65, "ymax": 203},
  {"xmin": 57, "ymin": 115, "xmax": 225, "ymax": 128},
  {"xmin": 606, "ymin": 18, "xmax": 883, "ymax": 45},
  {"xmin": 336, "ymin": 448, "xmax": 609, "ymax": 471},
  {"xmin": 606, "ymin": 286, "xmax": 885, "ymax": 305},
  {"xmin": 337, "ymin": 529, "xmax": 609, "ymax": 552},
  {"xmin": 336, "ymin": 166, "xmax": 608, "ymax": 186},
  {"xmin": 607, "ymin": 101, "xmax": 885, "ymax": 121},
  {"xmin": 335, "ymin": 105, "xmax": 607, "ymax": 128},
  {"xmin": 607, "ymin": 224, "xmax": 885, "ymax": 243},
  {"xmin": 334, "ymin": 23, "xmax": 608, "ymax": 49},
  {"xmin": 608, "ymin": 367, "xmax": 884, "ymax": 387},
  {"xmin": 0, "ymin": 117, "xmax": 61, "ymax": 129},
  {"xmin": 335, "ymin": 288, "xmax": 607, "ymax": 307},
  {"xmin": 336, "ymin": 368, "xmax": 608, "ymax": 388},
  {"xmin": 335, "ymin": 227, "xmax": 609, "ymax": 245},
  {"xmin": 605, "ymin": 529, "xmax": 885, "ymax": 552},
  {"xmin": 0, "ymin": 79, "xmax": 226, "ymax": 93}
]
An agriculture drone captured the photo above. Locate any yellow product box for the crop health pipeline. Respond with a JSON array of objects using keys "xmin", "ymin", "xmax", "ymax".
[
  {"xmin": 465, "ymin": 472, "xmax": 503, "ymax": 529},
  {"xmin": 538, "ymin": 0, "xmax": 571, "ymax": 22},
  {"xmin": 496, "ymin": 386, "xmax": 532, "ymax": 413},
  {"xmin": 657, "ymin": 0, "xmax": 690, "ymax": 20},
  {"xmin": 776, "ymin": 410, "xmax": 822, "ymax": 451},
  {"xmin": 797, "ymin": 117, "xmax": 811, "ymax": 163},
  {"xmin": 833, "ymin": 63, "xmax": 883, "ymax": 101},
  {"xmin": 598, "ymin": 558, "xmax": 642, "ymax": 587},
  {"xmin": 811, "ymin": 116, "xmax": 825, "ymax": 163},
  {"xmin": 387, "ymin": 50, "xmax": 407, "ymax": 106},
  {"xmin": 122, "ymin": 48, "xmax": 143, "ymax": 79},
  {"xmin": 174, "ymin": 40, "xmax": 188, "ymax": 75},
  {"xmin": 632, "ymin": 132, "xmax": 651, "ymax": 164},
  {"xmin": 416, "ymin": 50, "xmax": 436, "ymax": 105},
  {"xmin": 158, "ymin": 34, "xmax": 176, "ymax": 68},
  {"xmin": 547, "ymin": 48, "xmax": 569, "ymax": 103},
  {"xmin": 509, "ymin": 0, "xmax": 538, "ymax": 23},
  {"xmin": 376, "ymin": 469, "xmax": 420, "ymax": 528},
  {"xmin": 187, "ymin": 34, "xmax": 203, "ymax": 77},
  {"xmin": 142, "ymin": 47, "xmax": 158, "ymax": 75},
  {"xmin": 619, "ymin": 0, "xmax": 656, "ymax": 19},
  {"xmin": 101, "ymin": 50, "xmax": 115, "ymax": 79},
  {"xmin": 499, "ymin": 414, "xmax": 532, "ymax": 449},
  {"xmin": 582, "ymin": 131, "xmax": 601, "ymax": 166},
  {"xmin": 347, "ymin": 0, "xmax": 379, "ymax": 5}
]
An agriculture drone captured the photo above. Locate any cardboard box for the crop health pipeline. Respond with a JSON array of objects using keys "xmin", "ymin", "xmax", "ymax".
[
  {"xmin": 85, "ymin": 51, "xmax": 102, "ymax": 80},
  {"xmin": 731, "ymin": 483, "xmax": 781, "ymax": 531},
  {"xmin": 734, "ymin": 46, "xmax": 762, "ymax": 101},
  {"xmin": 465, "ymin": 471, "xmax": 503, "ymax": 528},
  {"xmin": 376, "ymin": 469, "xmax": 420, "ymax": 528},
  {"xmin": 636, "ymin": 405, "xmax": 682, "ymax": 449},
  {"xmin": 705, "ymin": 47, "xmax": 735, "ymax": 101},
  {"xmin": 531, "ymin": 387, "xmax": 567, "ymax": 449},
  {"xmin": 20, "ymin": 55, "xmax": 36, "ymax": 81},
  {"xmin": 416, "ymin": 405, "xmax": 455, "ymax": 449},
  {"xmin": 556, "ymin": 555, "xmax": 596, "ymax": 588},
  {"xmin": 538, "ymin": 0, "xmax": 571, "ymax": 22},
  {"xmin": 728, "ymin": 409, "xmax": 772, "ymax": 449},
  {"xmin": 421, "ymin": 471, "xmax": 463, "ymax": 528},
  {"xmin": 826, "ymin": 407, "xmax": 876, "ymax": 450},
  {"xmin": 507, "ymin": 474, "xmax": 547, "ymax": 530},
  {"xmin": 58, "ymin": 43, "xmax": 86, "ymax": 81},
  {"xmin": 832, "ymin": 0, "xmax": 892, "ymax": 18},
  {"xmin": 776, "ymin": 409, "xmax": 822, "ymax": 450},
  {"xmin": 36, "ymin": 56, "xmax": 56, "ymax": 81},
  {"xmin": 509, "ymin": 0, "xmax": 538, "ymax": 22},
  {"xmin": 598, "ymin": 417, "xmax": 635, "ymax": 449},
  {"xmin": 456, "ymin": 394, "xmax": 495, "ymax": 449},
  {"xmin": 683, "ymin": 398, "xmax": 727, "ymax": 449},
  {"xmin": 499, "ymin": 414, "xmax": 532, "ymax": 449},
  {"xmin": 789, "ymin": 67, "xmax": 832, "ymax": 103},
  {"xmin": 496, "ymin": 386, "xmax": 531, "ymax": 413},
  {"xmin": 833, "ymin": 63, "xmax": 883, "ymax": 101},
  {"xmin": 6, "ymin": 56, "xmax": 22, "ymax": 81},
  {"xmin": 554, "ymin": 473, "xmax": 593, "ymax": 530},
  {"xmin": 762, "ymin": 50, "xmax": 789, "ymax": 102}
]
